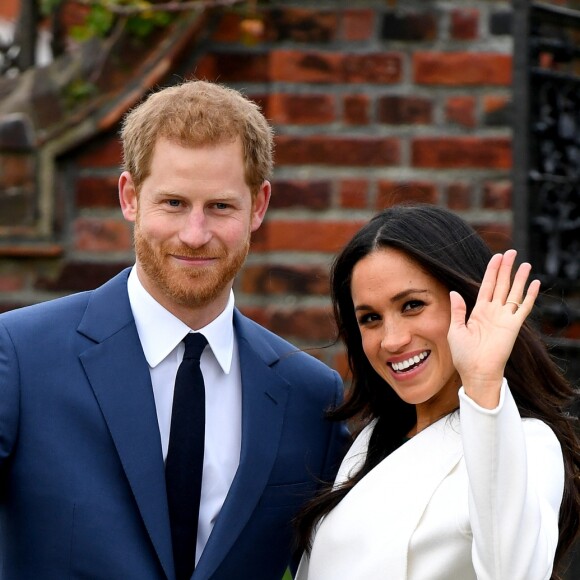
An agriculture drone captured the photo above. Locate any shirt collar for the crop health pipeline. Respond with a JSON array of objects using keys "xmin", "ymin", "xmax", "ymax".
[{"xmin": 127, "ymin": 267, "xmax": 235, "ymax": 373}]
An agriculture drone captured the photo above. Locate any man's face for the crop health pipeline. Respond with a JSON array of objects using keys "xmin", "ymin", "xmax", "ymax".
[{"xmin": 119, "ymin": 137, "xmax": 270, "ymax": 323}]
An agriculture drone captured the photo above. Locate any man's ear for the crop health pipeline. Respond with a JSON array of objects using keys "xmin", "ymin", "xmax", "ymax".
[
  {"xmin": 250, "ymin": 180, "xmax": 271, "ymax": 232},
  {"xmin": 119, "ymin": 171, "xmax": 138, "ymax": 223}
]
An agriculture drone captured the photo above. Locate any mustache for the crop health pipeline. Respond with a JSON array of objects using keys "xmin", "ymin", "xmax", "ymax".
[{"xmin": 166, "ymin": 246, "xmax": 226, "ymax": 260}]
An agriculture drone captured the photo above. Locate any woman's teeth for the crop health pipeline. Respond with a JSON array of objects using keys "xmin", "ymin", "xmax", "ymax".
[{"xmin": 391, "ymin": 351, "xmax": 429, "ymax": 372}]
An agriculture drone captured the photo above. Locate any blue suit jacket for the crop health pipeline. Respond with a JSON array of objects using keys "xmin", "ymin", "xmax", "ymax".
[{"xmin": 0, "ymin": 269, "xmax": 347, "ymax": 579}]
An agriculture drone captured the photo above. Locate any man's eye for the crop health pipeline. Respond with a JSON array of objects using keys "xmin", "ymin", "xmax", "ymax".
[
  {"xmin": 167, "ymin": 200, "xmax": 181, "ymax": 207},
  {"xmin": 214, "ymin": 202, "xmax": 229, "ymax": 210}
]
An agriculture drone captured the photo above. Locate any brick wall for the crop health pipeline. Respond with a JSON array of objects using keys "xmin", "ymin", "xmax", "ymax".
[{"xmin": 0, "ymin": 0, "xmax": 516, "ymax": 374}]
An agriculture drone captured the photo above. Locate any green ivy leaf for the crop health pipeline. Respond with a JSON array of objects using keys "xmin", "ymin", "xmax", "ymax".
[
  {"xmin": 40, "ymin": 0, "xmax": 63, "ymax": 17},
  {"xmin": 126, "ymin": 11, "xmax": 173, "ymax": 38},
  {"xmin": 85, "ymin": 5, "xmax": 115, "ymax": 38}
]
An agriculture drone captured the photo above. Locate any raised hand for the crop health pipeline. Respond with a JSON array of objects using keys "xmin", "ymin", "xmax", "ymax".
[{"xmin": 447, "ymin": 250, "xmax": 541, "ymax": 409}]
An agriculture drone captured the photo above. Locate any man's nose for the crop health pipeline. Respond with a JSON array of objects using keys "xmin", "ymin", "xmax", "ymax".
[{"xmin": 178, "ymin": 208, "xmax": 212, "ymax": 248}]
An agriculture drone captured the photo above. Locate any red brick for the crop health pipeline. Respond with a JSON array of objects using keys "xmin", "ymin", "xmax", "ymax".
[
  {"xmin": 378, "ymin": 95, "xmax": 432, "ymax": 125},
  {"xmin": 0, "ymin": 301, "xmax": 30, "ymax": 313},
  {"xmin": 414, "ymin": 52, "xmax": 512, "ymax": 86},
  {"xmin": 483, "ymin": 180, "xmax": 512, "ymax": 209},
  {"xmin": 270, "ymin": 180, "xmax": 332, "ymax": 210},
  {"xmin": 195, "ymin": 52, "xmax": 270, "ymax": 83},
  {"xmin": 381, "ymin": 12, "xmax": 437, "ymax": 41},
  {"xmin": 275, "ymin": 136, "xmax": 400, "ymax": 167},
  {"xmin": 450, "ymin": 9, "xmax": 479, "ymax": 40},
  {"xmin": 270, "ymin": 50, "xmax": 402, "ymax": 84},
  {"xmin": 211, "ymin": 12, "xmax": 244, "ymax": 42},
  {"xmin": 412, "ymin": 137, "xmax": 512, "ymax": 169},
  {"xmin": 251, "ymin": 219, "xmax": 366, "ymax": 252},
  {"xmin": 34, "ymin": 262, "xmax": 131, "ymax": 292},
  {"xmin": 240, "ymin": 264, "xmax": 330, "ymax": 295},
  {"xmin": 343, "ymin": 53, "xmax": 403, "ymax": 83},
  {"xmin": 269, "ymin": 50, "xmax": 341, "ymax": 83},
  {"xmin": 377, "ymin": 181, "xmax": 438, "ymax": 208},
  {"xmin": 267, "ymin": 93, "xmax": 335, "ymax": 125},
  {"xmin": 270, "ymin": 307, "xmax": 337, "ymax": 342},
  {"xmin": 446, "ymin": 182, "xmax": 473, "ymax": 210},
  {"xmin": 76, "ymin": 175, "xmax": 119, "ymax": 208},
  {"xmin": 76, "ymin": 136, "xmax": 122, "ymax": 168},
  {"xmin": 239, "ymin": 306, "xmax": 337, "ymax": 342},
  {"xmin": 340, "ymin": 180, "xmax": 370, "ymax": 209},
  {"xmin": 343, "ymin": 9, "xmax": 375, "ymax": 41},
  {"xmin": 483, "ymin": 94, "xmax": 510, "ymax": 114},
  {"xmin": 1, "ymin": 0, "xmax": 20, "ymax": 20},
  {"xmin": 483, "ymin": 94, "xmax": 512, "ymax": 126},
  {"xmin": 0, "ymin": 273, "xmax": 25, "ymax": 292},
  {"xmin": 266, "ymin": 8, "xmax": 338, "ymax": 42},
  {"xmin": 245, "ymin": 93, "xmax": 269, "ymax": 117},
  {"xmin": 343, "ymin": 94, "xmax": 370, "ymax": 125},
  {"xmin": 473, "ymin": 223, "xmax": 512, "ymax": 252},
  {"xmin": 0, "ymin": 245, "xmax": 63, "ymax": 258},
  {"xmin": 74, "ymin": 218, "xmax": 133, "ymax": 252},
  {"xmin": 237, "ymin": 306, "xmax": 269, "ymax": 329},
  {"xmin": 445, "ymin": 96, "xmax": 476, "ymax": 128}
]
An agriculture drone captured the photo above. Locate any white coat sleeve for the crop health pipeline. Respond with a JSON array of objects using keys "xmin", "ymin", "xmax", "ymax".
[{"xmin": 459, "ymin": 379, "xmax": 564, "ymax": 580}]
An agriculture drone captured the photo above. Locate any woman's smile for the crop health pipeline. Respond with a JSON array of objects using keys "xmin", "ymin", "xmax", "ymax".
[{"xmin": 351, "ymin": 247, "xmax": 461, "ymax": 425}]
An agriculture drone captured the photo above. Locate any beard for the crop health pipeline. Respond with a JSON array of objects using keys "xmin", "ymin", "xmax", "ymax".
[{"xmin": 133, "ymin": 221, "xmax": 250, "ymax": 310}]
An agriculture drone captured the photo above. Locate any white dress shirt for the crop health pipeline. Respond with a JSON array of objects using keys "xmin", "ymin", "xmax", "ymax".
[{"xmin": 127, "ymin": 267, "xmax": 242, "ymax": 563}]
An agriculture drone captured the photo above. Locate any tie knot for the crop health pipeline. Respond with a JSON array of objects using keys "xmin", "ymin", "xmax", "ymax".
[{"xmin": 183, "ymin": 333, "xmax": 208, "ymax": 361}]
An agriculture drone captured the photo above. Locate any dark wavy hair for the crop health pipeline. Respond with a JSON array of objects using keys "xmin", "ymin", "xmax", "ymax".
[{"xmin": 296, "ymin": 204, "xmax": 580, "ymax": 578}]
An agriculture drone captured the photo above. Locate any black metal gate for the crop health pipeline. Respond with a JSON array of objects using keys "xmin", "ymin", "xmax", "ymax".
[{"xmin": 512, "ymin": 1, "xmax": 580, "ymax": 577}]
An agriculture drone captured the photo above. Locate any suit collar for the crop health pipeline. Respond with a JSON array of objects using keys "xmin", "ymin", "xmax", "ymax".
[{"xmin": 77, "ymin": 267, "xmax": 134, "ymax": 342}]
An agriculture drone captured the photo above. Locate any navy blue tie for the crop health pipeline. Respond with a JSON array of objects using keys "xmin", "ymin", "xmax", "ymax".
[{"xmin": 166, "ymin": 333, "xmax": 207, "ymax": 580}]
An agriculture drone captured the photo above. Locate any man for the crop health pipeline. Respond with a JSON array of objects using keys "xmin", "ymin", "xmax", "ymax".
[{"xmin": 0, "ymin": 81, "xmax": 347, "ymax": 579}]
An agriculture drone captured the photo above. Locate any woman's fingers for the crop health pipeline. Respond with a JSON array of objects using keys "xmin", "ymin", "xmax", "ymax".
[
  {"xmin": 492, "ymin": 249, "xmax": 518, "ymax": 303},
  {"xmin": 477, "ymin": 250, "xmax": 539, "ymax": 315},
  {"xmin": 516, "ymin": 277, "xmax": 541, "ymax": 318},
  {"xmin": 476, "ymin": 252, "xmax": 503, "ymax": 303}
]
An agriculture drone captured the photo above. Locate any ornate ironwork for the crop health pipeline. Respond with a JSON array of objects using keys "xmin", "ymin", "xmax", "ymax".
[
  {"xmin": 512, "ymin": 6, "xmax": 580, "ymax": 574},
  {"xmin": 522, "ymin": 3, "xmax": 580, "ymax": 286}
]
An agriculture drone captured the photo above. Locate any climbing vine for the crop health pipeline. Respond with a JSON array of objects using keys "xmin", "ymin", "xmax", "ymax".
[{"xmin": 1, "ymin": 0, "xmax": 262, "ymax": 76}]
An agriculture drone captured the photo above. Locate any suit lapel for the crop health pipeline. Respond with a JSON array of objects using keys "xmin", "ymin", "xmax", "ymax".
[
  {"xmin": 194, "ymin": 311, "xmax": 290, "ymax": 579},
  {"xmin": 77, "ymin": 270, "xmax": 175, "ymax": 580}
]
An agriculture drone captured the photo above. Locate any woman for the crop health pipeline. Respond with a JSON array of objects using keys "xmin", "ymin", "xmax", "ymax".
[{"xmin": 296, "ymin": 205, "xmax": 580, "ymax": 580}]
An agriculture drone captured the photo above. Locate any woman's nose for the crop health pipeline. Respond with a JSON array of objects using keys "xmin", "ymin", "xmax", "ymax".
[{"xmin": 380, "ymin": 320, "xmax": 412, "ymax": 353}]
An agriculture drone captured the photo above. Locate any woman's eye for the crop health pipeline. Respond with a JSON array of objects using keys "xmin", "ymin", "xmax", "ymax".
[
  {"xmin": 358, "ymin": 313, "xmax": 379, "ymax": 325},
  {"xmin": 403, "ymin": 300, "xmax": 424, "ymax": 312}
]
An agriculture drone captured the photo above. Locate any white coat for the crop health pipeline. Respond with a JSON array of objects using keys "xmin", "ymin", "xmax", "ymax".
[{"xmin": 296, "ymin": 380, "xmax": 564, "ymax": 580}]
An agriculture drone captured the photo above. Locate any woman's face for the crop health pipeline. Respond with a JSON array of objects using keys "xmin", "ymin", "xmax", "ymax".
[{"xmin": 350, "ymin": 247, "xmax": 461, "ymax": 429}]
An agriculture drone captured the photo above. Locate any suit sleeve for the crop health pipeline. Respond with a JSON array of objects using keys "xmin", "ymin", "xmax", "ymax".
[
  {"xmin": 0, "ymin": 321, "xmax": 20, "ymax": 465},
  {"xmin": 459, "ymin": 379, "xmax": 564, "ymax": 580}
]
